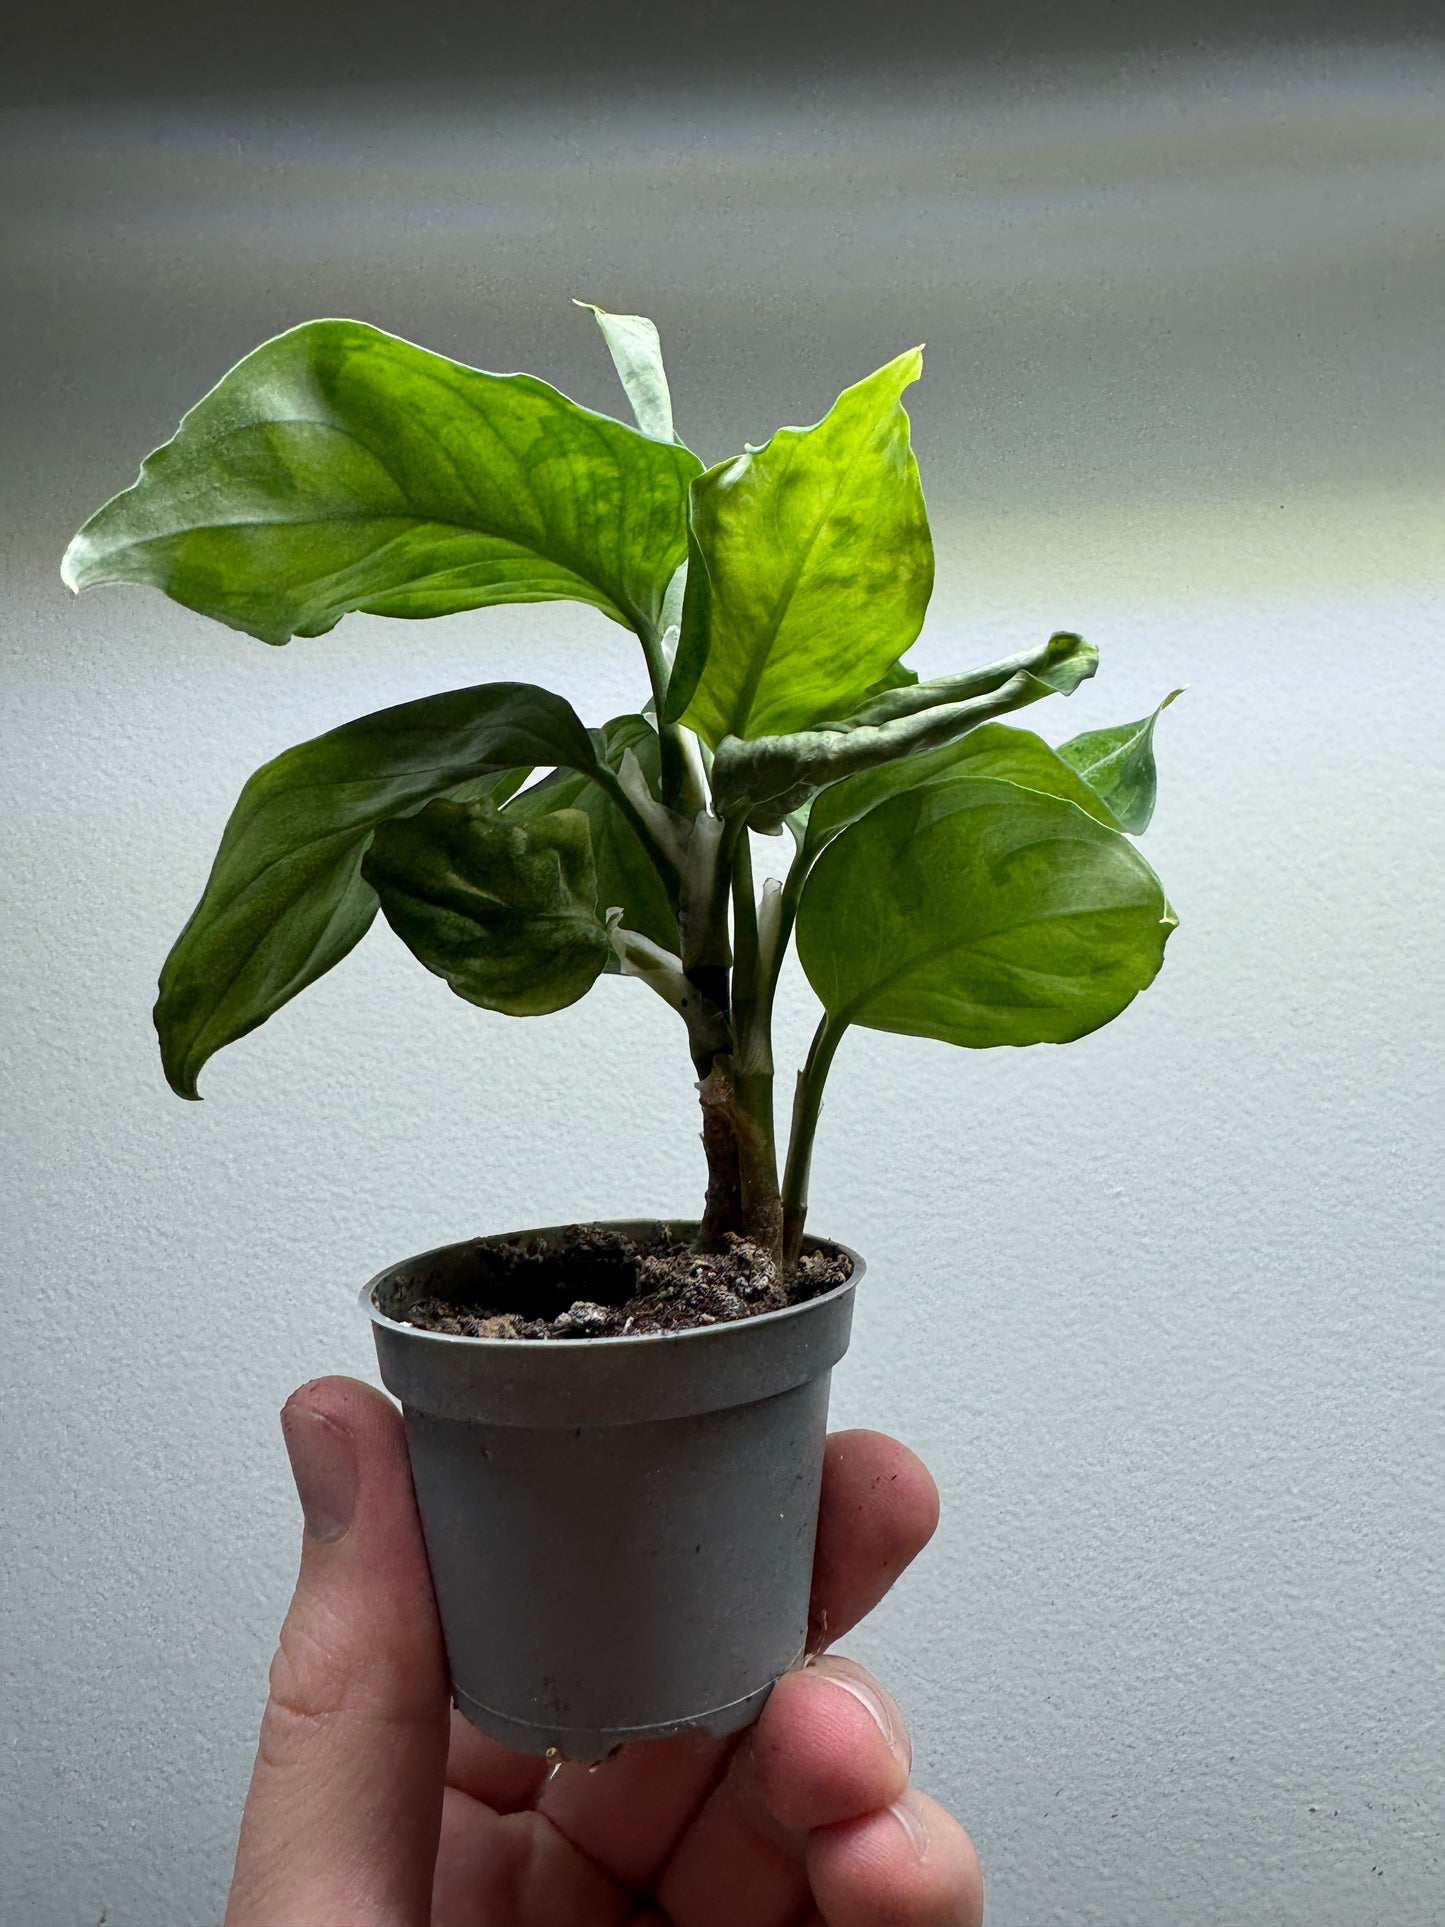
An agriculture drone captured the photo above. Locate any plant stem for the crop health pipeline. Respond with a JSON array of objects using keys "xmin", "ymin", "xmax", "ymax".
[
  {"xmin": 729, "ymin": 830, "xmax": 768, "ymax": 1075},
  {"xmin": 752, "ymin": 828, "xmax": 813, "ymax": 1059},
  {"xmin": 727, "ymin": 829, "xmax": 782, "ymax": 1253},
  {"xmin": 781, "ymin": 1009, "xmax": 848, "ymax": 1266},
  {"xmin": 686, "ymin": 814, "xmax": 781, "ymax": 1258},
  {"xmin": 679, "ymin": 811, "xmax": 739, "ymax": 1065},
  {"xmin": 638, "ymin": 623, "xmax": 690, "ymax": 812},
  {"xmin": 690, "ymin": 810, "xmax": 741, "ymax": 1247}
]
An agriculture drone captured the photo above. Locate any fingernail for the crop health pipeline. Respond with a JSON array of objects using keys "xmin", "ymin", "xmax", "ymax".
[
  {"xmin": 806, "ymin": 1655, "xmax": 901, "ymax": 1756},
  {"xmin": 281, "ymin": 1403, "xmax": 357, "ymax": 1544},
  {"xmin": 888, "ymin": 1788, "xmax": 931, "ymax": 1862}
]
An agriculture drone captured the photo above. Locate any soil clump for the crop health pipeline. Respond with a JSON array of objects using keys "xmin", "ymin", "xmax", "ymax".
[{"xmin": 387, "ymin": 1223, "xmax": 851, "ymax": 1340}]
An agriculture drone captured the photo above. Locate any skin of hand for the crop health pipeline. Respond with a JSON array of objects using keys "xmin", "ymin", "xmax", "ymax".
[{"xmin": 224, "ymin": 1376, "xmax": 984, "ymax": 1927}]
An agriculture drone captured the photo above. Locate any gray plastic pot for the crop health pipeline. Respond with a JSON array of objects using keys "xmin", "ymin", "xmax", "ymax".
[{"xmin": 361, "ymin": 1219, "xmax": 859, "ymax": 1762}]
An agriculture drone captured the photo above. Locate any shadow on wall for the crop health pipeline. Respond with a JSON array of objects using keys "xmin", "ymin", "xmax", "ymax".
[
  {"xmin": 5, "ymin": 0, "xmax": 1444, "ymax": 107},
  {"xmin": 7, "ymin": 46, "xmax": 1440, "ymax": 617}
]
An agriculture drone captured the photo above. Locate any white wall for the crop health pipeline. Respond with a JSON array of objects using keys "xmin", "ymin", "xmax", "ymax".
[{"xmin": 3, "ymin": 51, "xmax": 1441, "ymax": 1925}]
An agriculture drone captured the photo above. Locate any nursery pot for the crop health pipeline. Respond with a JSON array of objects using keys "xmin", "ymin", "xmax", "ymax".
[{"xmin": 362, "ymin": 1220, "xmax": 860, "ymax": 1762}]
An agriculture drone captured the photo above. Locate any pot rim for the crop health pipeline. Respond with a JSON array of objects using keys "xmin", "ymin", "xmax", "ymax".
[{"xmin": 359, "ymin": 1217, "xmax": 863, "ymax": 1352}]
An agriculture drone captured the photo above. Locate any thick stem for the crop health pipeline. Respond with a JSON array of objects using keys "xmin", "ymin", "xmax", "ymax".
[
  {"xmin": 691, "ymin": 820, "xmax": 785, "ymax": 1258},
  {"xmin": 781, "ymin": 1010, "xmax": 848, "ymax": 1267},
  {"xmin": 728, "ymin": 831, "xmax": 782, "ymax": 1253},
  {"xmin": 734, "ymin": 1067, "xmax": 783, "ymax": 1256},
  {"xmin": 698, "ymin": 1063, "xmax": 745, "ymax": 1244},
  {"xmin": 696, "ymin": 1057, "xmax": 783, "ymax": 1258},
  {"xmin": 682, "ymin": 809, "xmax": 739, "ymax": 1239}
]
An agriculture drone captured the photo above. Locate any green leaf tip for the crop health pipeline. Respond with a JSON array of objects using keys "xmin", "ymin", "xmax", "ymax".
[
  {"xmin": 575, "ymin": 298, "xmax": 680, "ymax": 446},
  {"xmin": 1034, "ymin": 631, "xmax": 1099, "ymax": 696},
  {"xmin": 1057, "ymin": 686, "xmax": 1183, "ymax": 834}
]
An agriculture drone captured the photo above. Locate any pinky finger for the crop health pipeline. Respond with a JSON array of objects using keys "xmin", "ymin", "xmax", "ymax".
[{"xmin": 806, "ymin": 1788, "xmax": 984, "ymax": 1927}]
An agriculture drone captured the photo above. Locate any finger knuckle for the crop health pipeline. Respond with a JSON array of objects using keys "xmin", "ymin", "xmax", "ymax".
[{"xmin": 257, "ymin": 1611, "xmax": 351, "ymax": 1765}]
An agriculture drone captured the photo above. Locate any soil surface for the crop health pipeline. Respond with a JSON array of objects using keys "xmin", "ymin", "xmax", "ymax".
[{"xmin": 385, "ymin": 1223, "xmax": 852, "ymax": 1340}]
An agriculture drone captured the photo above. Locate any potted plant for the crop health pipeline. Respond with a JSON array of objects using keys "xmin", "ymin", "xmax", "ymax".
[{"xmin": 62, "ymin": 303, "xmax": 1178, "ymax": 1761}]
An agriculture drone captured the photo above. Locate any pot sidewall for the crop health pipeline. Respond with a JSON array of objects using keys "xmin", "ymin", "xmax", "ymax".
[{"xmin": 362, "ymin": 1221, "xmax": 860, "ymax": 1760}]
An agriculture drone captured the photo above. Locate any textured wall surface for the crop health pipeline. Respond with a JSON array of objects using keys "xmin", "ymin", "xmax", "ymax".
[{"xmin": 3, "ymin": 49, "xmax": 1441, "ymax": 1925}]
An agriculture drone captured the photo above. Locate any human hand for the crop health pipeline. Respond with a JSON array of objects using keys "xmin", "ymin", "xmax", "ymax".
[{"xmin": 224, "ymin": 1376, "xmax": 984, "ymax": 1926}]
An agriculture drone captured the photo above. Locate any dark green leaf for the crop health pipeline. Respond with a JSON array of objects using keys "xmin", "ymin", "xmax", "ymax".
[
  {"xmin": 363, "ymin": 802, "xmax": 611, "ymax": 1016},
  {"xmin": 1057, "ymin": 689, "xmax": 1183, "ymax": 832},
  {"xmin": 667, "ymin": 348, "xmax": 933, "ymax": 743},
  {"xmin": 709, "ymin": 634, "xmax": 1098, "ymax": 829},
  {"xmin": 62, "ymin": 319, "xmax": 702, "ymax": 645},
  {"xmin": 507, "ymin": 714, "xmax": 679, "ymax": 967},
  {"xmin": 486, "ymin": 767, "xmax": 534, "ymax": 807},
  {"xmin": 154, "ymin": 682, "xmax": 598, "ymax": 1097},
  {"xmin": 576, "ymin": 300, "xmax": 682, "ymax": 446},
  {"xmin": 797, "ymin": 778, "xmax": 1174, "ymax": 1049}
]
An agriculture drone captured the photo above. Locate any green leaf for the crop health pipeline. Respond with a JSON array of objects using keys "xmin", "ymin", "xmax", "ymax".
[
  {"xmin": 154, "ymin": 682, "xmax": 598, "ymax": 1097},
  {"xmin": 804, "ymin": 718, "xmax": 1124, "ymax": 863},
  {"xmin": 576, "ymin": 300, "xmax": 682, "ymax": 445},
  {"xmin": 709, "ymin": 633, "xmax": 1098, "ymax": 830},
  {"xmin": 839, "ymin": 633, "xmax": 1097, "ymax": 730},
  {"xmin": 667, "ymin": 348, "xmax": 933, "ymax": 744},
  {"xmin": 796, "ymin": 778, "xmax": 1174, "ymax": 1050},
  {"xmin": 865, "ymin": 661, "xmax": 921, "ymax": 696},
  {"xmin": 507, "ymin": 714, "xmax": 679, "ymax": 967},
  {"xmin": 62, "ymin": 319, "xmax": 702, "ymax": 646},
  {"xmin": 486, "ymin": 767, "xmax": 535, "ymax": 808},
  {"xmin": 1056, "ymin": 689, "xmax": 1183, "ymax": 833},
  {"xmin": 363, "ymin": 802, "xmax": 611, "ymax": 1016}
]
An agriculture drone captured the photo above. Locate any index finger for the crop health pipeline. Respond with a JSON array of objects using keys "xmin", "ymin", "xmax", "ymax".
[{"xmin": 806, "ymin": 1430, "xmax": 941, "ymax": 1653}]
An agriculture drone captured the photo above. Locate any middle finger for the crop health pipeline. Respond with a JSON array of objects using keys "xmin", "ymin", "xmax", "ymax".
[
  {"xmin": 530, "ymin": 1429, "xmax": 938, "ymax": 1891},
  {"xmin": 652, "ymin": 1656, "xmax": 912, "ymax": 1927}
]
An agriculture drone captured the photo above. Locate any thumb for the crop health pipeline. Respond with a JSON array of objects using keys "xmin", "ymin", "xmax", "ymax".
[{"xmin": 225, "ymin": 1377, "xmax": 451, "ymax": 1927}]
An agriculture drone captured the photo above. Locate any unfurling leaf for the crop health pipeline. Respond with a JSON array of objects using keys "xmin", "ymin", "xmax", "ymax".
[
  {"xmin": 63, "ymin": 319, "xmax": 701, "ymax": 645},
  {"xmin": 363, "ymin": 803, "xmax": 611, "ymax": 1016},
  {"xmin": 709, "ymin": 633, "xmax": 1097, "ymax": 829},
  {"xmin": 667, "ymin": 348, "xmax": 932, "ymax": 742},
  {"xmin": 154, "ymin": 682, "xmax": 598, "ymax": 1097},
  {"xmin": 837, "ymin": 633, "xmax": 1097, "ymax": 730},
  {"xmin": 796, "ymin": 778, "xmax": 1174, "ymax": 1050},
  {"xmin": 1057, "ymin": 689, "xmax": 1183, "ymax": 832},
  {"xmin": 576, "ymin": 301, "xmax": 684, "ymax": 446}
]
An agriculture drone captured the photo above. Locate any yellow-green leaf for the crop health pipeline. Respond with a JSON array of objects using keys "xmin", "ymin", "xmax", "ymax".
[{"xmin": 667, "ymin": 349, "xmax": 932, "ymax": 744}]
